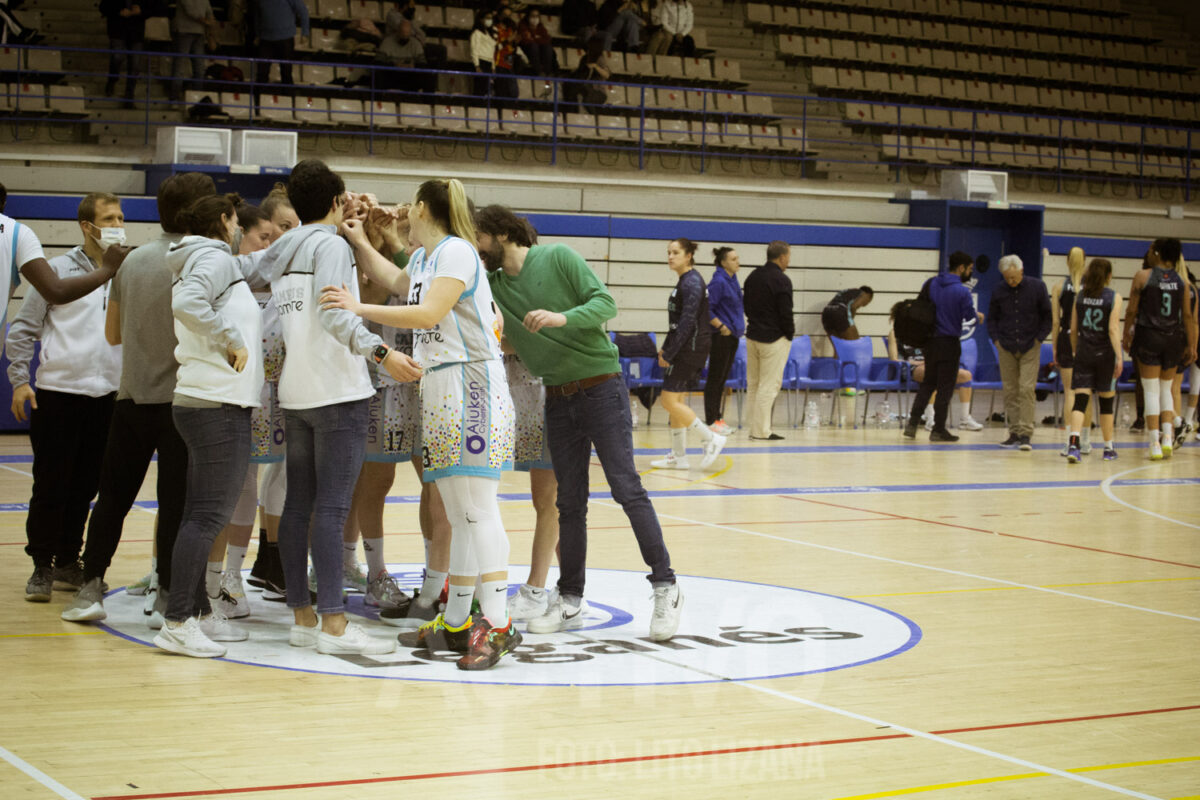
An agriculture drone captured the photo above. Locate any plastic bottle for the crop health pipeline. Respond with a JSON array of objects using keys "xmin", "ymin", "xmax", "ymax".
[
  {"xmin": 1119, "ymin": 399, "xmax": 1132, "ymax": 430},
  {"xmin": 630, "ymin": 397, "xmax": 639, "ymax": 426},
  {"xmin": 877, "ymin": 400, "xmax": 891, "ymax": 428},
  {"xmin": 804, "ymin": 400, "xmax": 820, "ymax": 429}
]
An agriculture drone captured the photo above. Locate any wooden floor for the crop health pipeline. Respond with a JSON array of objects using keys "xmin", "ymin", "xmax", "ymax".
[{"xmin": 2, "ymin": 409, "xmax": 1199, "ymax": 800}]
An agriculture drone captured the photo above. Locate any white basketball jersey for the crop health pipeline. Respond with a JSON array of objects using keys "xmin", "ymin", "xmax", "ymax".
[{"xmin": 405, "ymin": 236, "xmax": 502, "ymax": 368}]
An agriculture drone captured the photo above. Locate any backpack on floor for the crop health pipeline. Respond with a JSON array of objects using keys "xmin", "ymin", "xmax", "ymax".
[{"xmin": 893, "ymin": 281, "xmax": 936, "ymax": 348}]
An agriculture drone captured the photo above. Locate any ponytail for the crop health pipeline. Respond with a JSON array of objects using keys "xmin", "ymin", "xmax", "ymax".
[
  {"xmin": 446, "ymin": 178, "xmax": 477, "ymax": 250},
  {"xmin": 178, "ymin": 194, "xmax": 237, "ymax": 242},
  {"xmin": 713, "ymin": 246, "xmax": 733, "ymax": 268},
  {"xmin": 1067, "ymin": 246, "xmax": 1085, "ymax": 288}
]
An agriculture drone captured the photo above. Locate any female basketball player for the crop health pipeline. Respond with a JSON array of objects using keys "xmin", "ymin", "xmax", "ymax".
[
  {"xmin": 1053, "ymin": 247, "xmax": 1090, "ymax": 455},
  {"xmin": 1065, "ymin": 259, "xmax": 1123, "ymax": 463}
]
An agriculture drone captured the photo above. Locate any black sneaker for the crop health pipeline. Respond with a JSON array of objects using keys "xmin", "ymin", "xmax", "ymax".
[
  {"xmin": 52, "ymin": 560, "xmax": 86, "ymax": 591},
  {"xmin": 25, "ymin": 565, "xmax": 53, "ymax": 602},
  {"xmin": 902, "ymin": 423, "xmax": 918, "ymax": 439},
  {"xmin": 1018, "ymin": 436, "xmax": 1033, "ymax": 451},
  {"xmin": 929, "ymin": 428, "xmax": 959, "ymax": 442},
  {"xmin": 750, "ymin": 433, "xmax": 784, "ymax": 440},
  {"xmin": 999, "ymin": 433, "xmax": 1021, "ymax": 448},
  {"xmin": 247, "ymin": 530, "xmax": 270, "ymax": 589},
  {"xmin": 1130, "ymin": 417, "xmax": 1145, "ymax": 432},
  {"xmin": 380, "ymin": 590, "xmax": 437, "ymax": 627}
]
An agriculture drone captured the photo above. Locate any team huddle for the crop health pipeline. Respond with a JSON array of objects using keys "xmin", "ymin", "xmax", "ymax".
[{"xmin": 7, "ymin": 160, "xmax": 683, "ymax": 671}]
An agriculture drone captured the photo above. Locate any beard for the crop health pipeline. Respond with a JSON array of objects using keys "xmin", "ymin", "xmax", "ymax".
[{"xmin": 480, "ymin": 237, "xmax": 505, "ymax": 272}]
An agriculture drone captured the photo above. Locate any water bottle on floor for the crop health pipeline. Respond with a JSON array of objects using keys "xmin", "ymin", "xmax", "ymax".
[
  {"xmin": 804, "ymin": 400, "xmax": 820, "ymax": 430},
  {"xmin": 630, "ymin": 397, "xmax": 639, "ymax": 426},
  {"xmin": 876, "ymin": 400, "xmax": 891, "ymax": 428},
  {"xmin": 1119, "ymin": 399, "xmax": 1132, "ymax": 430}
]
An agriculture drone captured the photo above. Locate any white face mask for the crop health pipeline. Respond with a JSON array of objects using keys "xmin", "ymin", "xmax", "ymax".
[{"xmin": 91, "ymin": 225, "xmax": 126, "ymax": 252}]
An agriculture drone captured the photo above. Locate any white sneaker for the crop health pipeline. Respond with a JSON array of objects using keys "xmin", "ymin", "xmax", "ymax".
[
  {"xmin": 125, "ymin": 571, "xmax": 154, "ymax": 596},
  {"xmin": 1150, "ymin": 440, "xmax": 1164, "ymax": 461},
  {"xmin": 61, "ymin": 577, "xmax": 107, "ymax": 622},
  {"xmin": 527, "ymin": 593, "xmax": 588, "ymax": 633},
  {"xmin": 147, "ymin": 590, "xmax": 167, "ymax": 630},
  {"xmin": 649, "ymin": 583, "xmax": 683, "ymax": 641},
  {"xmin": 154, "ymin": 617, "xmax": 226, "ymax": 658},
  {"xmin": 650, "ymin": 454, "xmax": 690, "ymax": 470},
  {"xmin": 710, "ymin": 420, "xmax": 733, "ymax": 436},
  {"xmin": 143, "ymin": 584, "xmax": 158, "ymax": 616},
  {"xmin": 289, "ymin": 617, "xmax": 321, "ymax": 647},
  {"xmin": 316, "ymin": 621, "xmax": 396, "ymax": 655},
  {"xmin": 200, "ymin": 610, "xmax": 248, "ymax": 642},
  {"xmin": 957, "ymin": 416, "xmax": 984, "ymax": 431},
  {"xmin": 211, "ymin": 571, "xmax": 251, "ymax": 619},
  {"xmin": 699, "ymin": 432, "xmax": 727, "ymax": 469},
  {"xmin": 507, "ymin": 584, "xmax": 549, "ymax": 621},
  {"xmin": 921, "ymin": 408, "xmax": 934, "ymax": 431},
  {"xmin": 343, "ymin": 560, "xmax": 369, "ymax": 593}
]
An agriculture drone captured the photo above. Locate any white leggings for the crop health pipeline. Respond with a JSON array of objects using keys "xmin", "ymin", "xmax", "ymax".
[
  {"xmin": 1190, "ymin": 364, "xmax": 1200, "ymax": 397},
  {"xmin": 437, "ymin": 475, "xmax": 509, "ymax": 578},
  {"xmin": 259, "ymin": 460, "xmax": 287, "ymax": 518},
  {"xmin": 229, "ymin": 464, "xmax": 259, "ymax": 527}
]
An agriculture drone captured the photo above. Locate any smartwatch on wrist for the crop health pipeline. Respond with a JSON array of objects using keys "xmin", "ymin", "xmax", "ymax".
[{"xmin": 372, "ymin": 344, "xmax": 390, "ymax": 365}]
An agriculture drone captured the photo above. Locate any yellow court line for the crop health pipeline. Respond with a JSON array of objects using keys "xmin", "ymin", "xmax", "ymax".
[
  {"xmin": 0, "ymin": 631, "xmax": 104, "ymax": 638},
  {"xmin": 833, "ymin": 755, "xmax": 1200, "ymax": 800},
  {"xmin": 852, "ymin": 575, "xmax": 1200, "ymax": 599}
]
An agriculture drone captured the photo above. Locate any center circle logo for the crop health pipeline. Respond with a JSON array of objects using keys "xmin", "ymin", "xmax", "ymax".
[{"xmin": 98, "ymin": 566, "xmax": 921, "ymax": 686}]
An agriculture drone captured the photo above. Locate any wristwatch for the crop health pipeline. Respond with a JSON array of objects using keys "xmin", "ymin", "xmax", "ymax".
[{"xmin": 372, "ymin": 344, "xmax": 390, "ymax": 364}]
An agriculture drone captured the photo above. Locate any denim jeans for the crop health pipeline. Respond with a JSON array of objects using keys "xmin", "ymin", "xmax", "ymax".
[
  {"xmin": 170, "ymin": 32, "xmax": 206, "ymax": 98},
  {"xmin": 545, "ymin": 375, "xmax": 674, "ymax": 601},
  {"xmin": 167, "ymin": 405, "xmax": 252, "ymax": 622},
  {"xmin": 278, "ymin": 398, "xmax": 369, "ymax": 614}
]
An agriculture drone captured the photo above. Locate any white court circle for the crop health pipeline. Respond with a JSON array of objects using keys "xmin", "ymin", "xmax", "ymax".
[{"xmin": 98, "ymin": 566, "xmax": 921, "ymax": 686}]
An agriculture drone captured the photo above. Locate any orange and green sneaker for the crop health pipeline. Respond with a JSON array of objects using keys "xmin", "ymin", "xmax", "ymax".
[
  {"xmin": 414, "ymin": 614, "xmax": 473, "ymax": 653},
  {"xmin": 457, "ymin": 617, "xmax": 523, "ymax": 671}
]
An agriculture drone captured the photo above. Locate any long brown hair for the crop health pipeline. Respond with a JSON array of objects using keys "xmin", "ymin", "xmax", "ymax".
[{"xmin": 1081, "ymin": 258, "xmax": 1112, "ymax": 298}]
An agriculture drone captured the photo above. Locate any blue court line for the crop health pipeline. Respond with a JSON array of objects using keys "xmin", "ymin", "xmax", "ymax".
[{"xmin": 0, "ymin": 477, "xmax": 1194, "ymax": 513}]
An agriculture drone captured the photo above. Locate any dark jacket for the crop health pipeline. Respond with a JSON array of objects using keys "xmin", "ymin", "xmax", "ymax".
[
  {"xmin": 562, "ymin": 0, "xmax": 599, "ymax": 35},
  {"xmin": 100, "ymin": 0, "xmax": 153, "ymax": 41},
  {"xmin": 987, "ymin": 275, "xmax": 1052, "ymax": 354},
  {"xmin": 743, "ymin": 262, "xmax": 794, "ymax": 343},
  {"xmin": 923, "ymin": 273, "xmax": 975, "ymax": 338},
  {"xmin": 662, "ymin": 268, "xmax": 710, "ymax": 362}
]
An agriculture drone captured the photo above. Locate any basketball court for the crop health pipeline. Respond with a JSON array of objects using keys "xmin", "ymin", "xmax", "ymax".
[{"xmin": 1, "ymin": 418, "xmax": 1198, "ymax": 800}]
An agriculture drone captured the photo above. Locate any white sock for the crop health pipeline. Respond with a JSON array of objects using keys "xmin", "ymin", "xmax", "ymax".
[
  {"xmin": 1186, "ymin": 405, "xmax": 1197, "ymax": 425},
  {"xmin": 1162, "ymin": 421, "xmax": 1174, "ymax": 441},
  {"xmin": 523, "ymin": 582, "xmax": 546, "ymax": 595},
  {"xmin": 149, "ymin": 556, "xmax": 159, "ymax": 587},
  {"xmin": 687, "ymin": 417, "xmax": 714, "ymax": 443},
  {"xmin": 419, "ymin": 568, "xmax": 446, "ymax": 606},
  {"xmin": 205, "ymin": 561, "xmax": 223, "ymax": 597},
  {"xmin": 1105, "ymin": 440, "xmax": 1114, "ymax": 450},
  {"xmin": 362, "ymin": 537, "xmax": 386, "ymax": 578},
  {"xmin": 1081, "ymin": 427, "xmax": 1090, "ymax": 445},
  {"xmin": 960, "ymin": 401, "xmax": 971, "ymax": 421},
  {"xmin": 670, "ymin": 427, "xmax": 687, "ymax": 458},
  {"xmin": 1150, "ymin": 430, "xmax": 1161, "ymax": 444},
  {"xmin": 342, "ymin": 541, "xmax": 357, "ymax": 568},
  {"xmin": 444, "ymin": 583, "xmax": 474, "ymax": 627},
  {"xmin": 225, "ymin": 545, "xmax": 248, "ymax": 575},
  {"xmin": 480, "ymin": 578, "xmax": 508, "ymax": 623},
  {"xmin": 1173, "ymin": 415, "xmax": 1182, "ymax": 429}
]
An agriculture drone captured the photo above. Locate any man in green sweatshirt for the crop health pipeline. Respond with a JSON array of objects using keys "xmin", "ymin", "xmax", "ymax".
[{"xmin": 476, "ymin": 205, "xmax": 682, "ymax": 642}]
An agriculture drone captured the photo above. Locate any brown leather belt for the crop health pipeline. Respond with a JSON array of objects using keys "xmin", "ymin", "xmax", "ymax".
[{"xmin": 545, "ymin": 372, "xmax": 621, "ymax": 398}]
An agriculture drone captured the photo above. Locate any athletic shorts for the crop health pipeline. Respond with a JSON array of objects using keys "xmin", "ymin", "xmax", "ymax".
[
  {"xmin": 505, "ymin": 355, "xmax": 552, "ymax": 471},
  {"xmin": 419, "ymin": 359, "xmax": 514, "ymax": 482},
  {"xmin": 821, "ymin": 304, "xmax": 851, "ymax": 337},
  {"xmin": 1071, "ymin": 346, "xmax": 1118, "ymax": 392},
  {"xmin": 1055, "ymin": 329, "xmax": 1074, "ymax": 369},
  {"xmin": 249, "ymin": 381, "xmax": 285, "ymax": 464},
  {"xmin": 662, "ymin": 353, "xmax": 707, "ymax": 393},
  {"xmin": 1133, "ymin": 328, "xmax": 1184, "ymax": 369},
  {"xmin": 365, "ymin": 381, "xmax": 421, "ymax": 463}
]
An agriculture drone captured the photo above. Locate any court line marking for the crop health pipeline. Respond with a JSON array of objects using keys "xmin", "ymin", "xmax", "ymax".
[
  {"xmin": 830, "ymin": 755, "xmax": 1200, "ymax": 800},
  {"xmin": 0, "ymin": 744, "xmax": 87, "ymax": 800},
  {"xmin": 0, "ymin": 463, "xmax": 32, "ymax": 477},
  {"xmin": 851, "ymin": 575, "xmax": 1200, "ymax": 599},
  {"xmin": 1102, "ymin": 465, "xmax": 1200, "ymax": 531},
  {"xmin": 780, "ymin": 495, "xmax": 1200, "ymax": 571},
  {"xmin": 0, "ymin": 630, "xmax": 104, "ymax": 638},
  {"xmin": 630, "ymin": 504, "xmax": 1200, "ymax": 621}
]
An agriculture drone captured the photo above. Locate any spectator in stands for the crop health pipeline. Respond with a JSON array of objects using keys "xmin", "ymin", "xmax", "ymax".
[
  {"xmin": 821, "ymin": 286, "xmax": 873, "ymax": 341},
  {"xmin": 470, "ymin": 10, "xmax": 499, "ymax": 97},
  {"xmin": 251, "ymin": 0, "xmax": 309, "ymax": 94},
  {"xmin": 0, "ymin": 0, "xmax": 42, "ymax": 44},
  {"xmin": 647, "ymin": 0, "xmax": 694, "ymax": 56},
  {"xmin": 562, "ymin": 0, "xmax": 599, "ymax": 44},
  {"xmin": 600, "ymin": 0, "xmax": 643, "ymax": 52},
  {"xmin": 375, "ymin": 16, "xmax": 428, "ymax": 93},
  {"xmin": 169, "ymin": 0, "xmax": 215, "ymax": 103},
  {"xmin": 99, "ymin": 0, "xmax": 150, "ymax": 108},
  {"xmin": 492, "ymin": 5, "xmax": 522, "ymax": 100},
  {"xmin": 564, "ymin": 35, "xmax": 609, "ymax": 109},
  {"xmin": 386, "ymin": 0, "xmax": 425, "ymax": 47},
  {"xmin": 518, "ymin": 9, "xmax": 556, "ymax": 77},
  {"xmin": 743, "ymin": 240, "xmax": 794, "ymax": 441},
  {"xmin": 988, "ymin": 254, "xmax": 1052, "ymax": 451},
  {"xmin": 703, "ymin": 246, "xmax": 743, "ymax": 435}
]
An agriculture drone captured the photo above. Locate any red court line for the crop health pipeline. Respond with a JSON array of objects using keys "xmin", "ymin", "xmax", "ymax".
[
  {"xmin": 90, "ymin": 704, "xmax": 1200, "ymax": 800},
  {"xmin": 781, "ymin": 495, "xmax": 1200, "ymax": 570}
]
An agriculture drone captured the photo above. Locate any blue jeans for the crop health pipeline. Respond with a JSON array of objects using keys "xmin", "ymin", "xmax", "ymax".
[
  {"xmin": 278, "ymin": 399, "xmax": 369, "ymax": 614},
  {"xmin": 171, "ymin": 32, "xmax": 206, "ymax": 98},
  {"xmin": 602, "ymin": 10, "xmax": 642, "ymax": 51},
  {"xmin": 545, "ymin": 375, "xmax": 674, "ymax": 601},
  {"xmin": 167, "ymin": 405, "xmax": 252, "ymax": 622}
]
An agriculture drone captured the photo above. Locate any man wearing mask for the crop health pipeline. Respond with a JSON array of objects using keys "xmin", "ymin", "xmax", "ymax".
[
  {"xmin": 904, "ymin": 251, "xmax": 981, "ymax": 442},
  {"xmin": 9, "ymin": 194, "xmax": 126, "ymax": 602}
]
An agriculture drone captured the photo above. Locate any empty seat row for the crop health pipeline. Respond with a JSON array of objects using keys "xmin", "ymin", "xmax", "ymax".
[
  {"xmin": 812, "ymin": 67, "xmax": 1200, "ymax": 124},
  {"xmin": 848, "ymin": 103, "xmax": 1195, "ymax": 149},
  {"xmin": 0, "ymin": 46, "xmax": 64, "ymax": 74},
  {"xmin": 0, "ymin": 83, "xmax": 87, "ymax": 114},
  {"xmin": 784, "ymin": 36, "xmax": 1197, "ymax": 95}
]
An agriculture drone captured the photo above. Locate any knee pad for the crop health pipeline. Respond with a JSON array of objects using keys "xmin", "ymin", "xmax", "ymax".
[
  {"xmin": 1161, "ymin": 382, "xmax": 1175, "ymax": 415},
  {"xmin": 1072, "ymin": 393, "xmax": 1091, "ymax": 414},
  {"xmin": 1189, "ymin": 365, "xmax": 1200, "ymax": 396},
  {"xmin": 1141, "ymin": 378, "xmax": 1160, "ymax": 417},
  {"xmin": 1098, "ymin": 395, "xmax": 1115, "ymax": 415}
]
